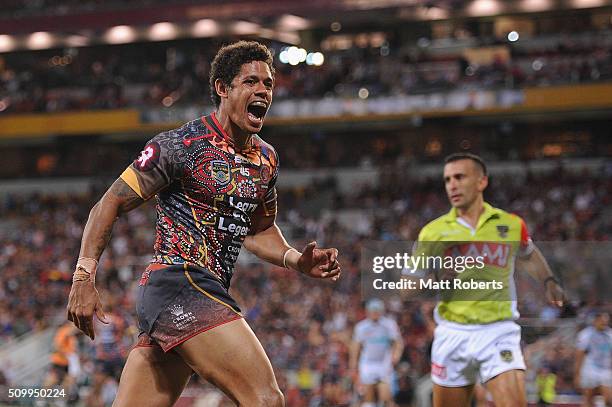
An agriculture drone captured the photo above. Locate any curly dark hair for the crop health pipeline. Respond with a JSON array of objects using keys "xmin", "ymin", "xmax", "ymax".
[{"xmin": 209, "ymin": 41, "xmax": 275, "ymax": 108}]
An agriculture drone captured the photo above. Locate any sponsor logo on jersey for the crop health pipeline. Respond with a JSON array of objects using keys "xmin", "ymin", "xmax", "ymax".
[
  {"xmin": 211, "ymin": 160, "xmax": 230, "ymax": 186},
  {"xmin": 216, "ymin": 216, "xmax": 249, "ymax": 237},
  {"xmin": 228, "ymin": 196, "xmax": 259, "ymax": 214},
  {"xmin": 500, "ymin": 350, "xmax": 513, "ymax": 362},
  {"xmin": 497, "ymin": 225, "xmax": 509, "ymax": 238},
  {"xmin": 135, "ymin": 142, "xmax": 160, "ymax": 171}
]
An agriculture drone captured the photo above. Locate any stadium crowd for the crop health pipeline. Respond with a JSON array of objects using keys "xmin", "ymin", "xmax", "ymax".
[
  {"xmin": 0, "ymin": 0, "xmax": 188, "ymax": 18},
  {"xmin": 0, "ymin": 162, "xmax": 610, "ymax": 405},
  {"xmin": 1, "ymin": 28, "xmax": 611, "ymax": 114}
]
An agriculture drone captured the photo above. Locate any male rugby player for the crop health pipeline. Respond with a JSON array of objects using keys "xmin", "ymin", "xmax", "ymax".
[
  {"xmin": 350, "ymin": 299, "xmax": 403, "ymax": 407},
  {"xmin": 66, "ymin": 41, "xmax": 340, "ymax": 407},
  {"xmin": 416, "ymin": 153, "xmax": 564, "ymax": 407},
  {"xmin": 575, "ymin": 310, "xmax": 611, "ymax": 406}
]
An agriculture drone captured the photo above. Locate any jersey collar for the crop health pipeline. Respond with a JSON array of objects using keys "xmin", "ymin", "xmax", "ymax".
[
  {"xmin": 202, "ymin": 112, "xmax": 254, "ymax": 152},
  {"xmin": 446, "ymin": 202, "xmax": 501, "ymax": 230}
]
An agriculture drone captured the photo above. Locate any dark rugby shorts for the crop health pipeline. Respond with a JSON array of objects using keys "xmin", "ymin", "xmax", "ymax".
[{"xmin": 135, "ymin": 263, "xmax": 242, "ymax": 352}]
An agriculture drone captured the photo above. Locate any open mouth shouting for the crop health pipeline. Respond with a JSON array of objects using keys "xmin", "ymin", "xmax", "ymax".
[{"xmin": 246, "ymin": 100, "xmax": 268, "ymax": 128}]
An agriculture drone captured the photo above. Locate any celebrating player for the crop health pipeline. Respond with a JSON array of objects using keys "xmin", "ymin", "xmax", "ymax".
[
  {"xmin": 66, "ymin": 41, "xmax": 340, "ymax": 407},
  {"xmin": 416, "ymin": 153, "xmax": 564, "ymax": 407},
  {"xmin": 350, "ymin": 299, "xmax": 403, "ymax": 407},
  {"xmin": 574, "ymin": 310, "xmax": 611, "ymax": 407}
]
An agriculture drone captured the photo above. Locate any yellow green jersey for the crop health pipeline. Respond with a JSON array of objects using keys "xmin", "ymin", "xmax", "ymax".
[{"xmin": 417, "ymin": 202, "xmax": 532, "ymax": 325}]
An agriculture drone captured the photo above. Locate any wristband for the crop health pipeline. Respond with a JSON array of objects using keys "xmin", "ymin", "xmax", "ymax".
[
  {"xmin": 73, "ymin": 257, "xmax": 98, "ymax": 283},
  {"xmin": 282, "ymin": 248, "xmax": 299, "ymax": 269},
  {"xmin": 543, "ymin": 276, "xmax": 560, "ymax": 287}
]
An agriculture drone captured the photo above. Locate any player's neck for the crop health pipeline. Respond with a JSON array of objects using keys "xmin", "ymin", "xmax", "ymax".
[
  {"xmin": 456, "ymin": 196, "xmax": 485, "ymax": 228},
  {"xmin": 214, "ymin": 108, "xmax": 252, "ymax": 150}
]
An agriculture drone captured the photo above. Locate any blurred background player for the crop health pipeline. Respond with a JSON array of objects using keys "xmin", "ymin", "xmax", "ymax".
[
  {"xmin": 574, "ymin": 310, "xmax": 612, "ymax": 407},
  {"xmin": 351, "ymin": 299, "xmax": 403, "ymax": 407},
  {"xmin": 45, "ymin": 322, "xmax": 80, "ymax": 403},
  {"xmin": 86, "ymin": 292, "xmax": 133, "ymax": 405},
  {"xmin": 416, "ymin": 153, "xmax": 565, "ymax": 407}
]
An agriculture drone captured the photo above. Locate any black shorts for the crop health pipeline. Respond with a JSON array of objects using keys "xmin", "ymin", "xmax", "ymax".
[{"xmin": 135, "ymin": 263, "xmax": 242, "ymax": 352}]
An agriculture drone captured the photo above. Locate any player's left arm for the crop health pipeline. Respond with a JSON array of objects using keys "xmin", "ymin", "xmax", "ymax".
[
  {"xmin": 244, "ymin": 191, "xmax": 341, "ymax": 281},
  {"xmin": 514, "ymin": 217, "xmax": 564, "ymax": 307},
  {"xmin": 243, "ymin": 212, "xmax": 340, "ymax": 280}
]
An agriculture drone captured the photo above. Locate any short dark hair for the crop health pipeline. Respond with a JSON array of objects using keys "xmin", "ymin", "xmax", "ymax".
[
  {"xmin": 209, "ymin": 41, "xmax": 275, "ymax": 108},
  {"xmin": 444, "ymin": 152, "xmax": 487, "ymax": 176}
]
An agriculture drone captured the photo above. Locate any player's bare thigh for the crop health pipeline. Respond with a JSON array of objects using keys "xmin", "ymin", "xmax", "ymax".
[
  {"xmin": 432, "ymin": 383, "xmax": 475, "ymax": 407},
  {"xmin": 485, "ymin": 369, "xmax": 526, "ymax": 407},
  {"xmin": 113, "ymin": 346, "xmax": 193, "ymax": 407},
  {"xmin": 174, "ymin": 317, "xmax": 284, "ymax": 407}
]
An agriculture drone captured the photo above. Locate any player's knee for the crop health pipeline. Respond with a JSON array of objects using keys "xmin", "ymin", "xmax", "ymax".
[{"xmin": 251, "ymin": 387, "xmax": 284, "ymax": 407}]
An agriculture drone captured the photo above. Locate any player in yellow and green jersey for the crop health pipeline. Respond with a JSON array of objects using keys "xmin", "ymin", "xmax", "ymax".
[{"xmin": 417, "ymin": 153, "xmax": 565, "ymax": 407}]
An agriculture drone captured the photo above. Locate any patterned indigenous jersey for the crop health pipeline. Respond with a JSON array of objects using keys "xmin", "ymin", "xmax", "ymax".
[
  {"xmin": 417, "ymin": 202, "xmax": 533, "ymax": 325},
  {"xmin": 120, "ymin": 113, "xmax": 279, "ymax": 289}
]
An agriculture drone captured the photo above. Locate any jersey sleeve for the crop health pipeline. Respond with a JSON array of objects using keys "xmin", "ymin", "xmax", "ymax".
[
  {"xmin": 576, "ymin": 329, "xmax": 591, "ymax": 351},
  {"xmin": 120, "ymin": 131, "xmax": 184, "ymax": 200},
  {"xmin": 516, "ymin": 216, "xmax": 535, "ymax": 257}
]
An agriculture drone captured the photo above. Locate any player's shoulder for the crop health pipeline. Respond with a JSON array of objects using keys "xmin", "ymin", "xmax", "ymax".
[
  {"xmin": 578, "ymin": 326, "xmax": 593, "ymax": 338},
  {"xmin": 355, "ymin": 318, "xmax": 369, "ymax": 329},
  {"xmin": 151, "ymin": 118, "xmax": 206, "ymax": 145},
  {"xmin": 381, "ymin": 315, "xmax": 398, "ymax": 327},
  {"xmin": 251, "ymin": 135, "xmax": 279, "ymax": 167},
  {"xmin": 496, "ymin": 206, "xmax": 525, "ymax": 226},
  {"xmin": 419, "ymin": 213, "xmax": 452, "ymax": 240}
]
